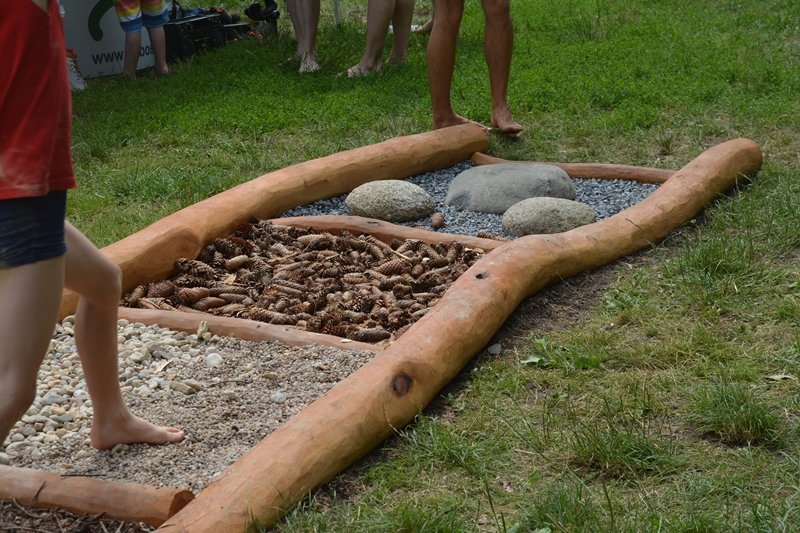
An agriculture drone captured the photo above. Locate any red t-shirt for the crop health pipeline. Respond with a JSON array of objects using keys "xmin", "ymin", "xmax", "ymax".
[{"xmin": 0, "ymin": 0, "xmax": 77, "ymax": 200}]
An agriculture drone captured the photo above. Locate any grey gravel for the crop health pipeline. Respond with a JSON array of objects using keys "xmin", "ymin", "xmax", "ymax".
[{"xmin": 282, "ymin": 161, "xmax": 660, "ymax": 237}]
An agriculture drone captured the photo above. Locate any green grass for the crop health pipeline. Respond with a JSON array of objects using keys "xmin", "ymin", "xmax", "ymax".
[{"xmin": 68, "ymin": 0, "xmax": 800, "ymax": 530}]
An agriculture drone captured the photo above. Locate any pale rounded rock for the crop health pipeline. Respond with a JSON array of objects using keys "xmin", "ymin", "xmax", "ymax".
[
  {"xmin": 502, "ymin": 197, "xmax": 597, "ymax": 236},
  {"xmin": 205, "ymin": 352, "xmax": 223, "ymax": 368},
  {"xmin": 345, "ymin": 180, "xmax": 435, "ymax": 222}
]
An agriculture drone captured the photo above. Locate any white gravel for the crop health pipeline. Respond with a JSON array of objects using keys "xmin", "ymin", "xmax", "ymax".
[{"xmin": 2, "ymin": 316, "xmax": 376, "ymax": 492}]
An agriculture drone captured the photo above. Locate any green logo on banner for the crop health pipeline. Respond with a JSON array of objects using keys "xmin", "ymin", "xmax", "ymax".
[{"xmin": 88, "ymin": 0, "xmax": 113, "ymax": 42}]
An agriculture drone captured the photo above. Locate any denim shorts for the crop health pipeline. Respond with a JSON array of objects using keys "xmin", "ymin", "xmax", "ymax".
[{"xmin": 0, "ymin": 191, "xmax": 67, "ymax": 269}]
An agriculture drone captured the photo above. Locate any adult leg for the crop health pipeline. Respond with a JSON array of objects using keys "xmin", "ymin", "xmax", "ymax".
[
  {"xmin": 481, "ymin": 0, "xmax": 522, "ymax": 134},
  {"xmin": 427, "ymin": 0, "xmax": 487, "ymax": 130},
  {"xmin": 64, "ymin": 223, "xmax": 184, "ymax": 450},
  {"xmin": 346, "ymin": 0, "xmax": 395, "ymax": 77},
  {"xmin": 286, "ymin": 0, "xmax": 321, "ymax": 73},
  {"xmin": 387, "ymin": 0, "xmax": 415, "ymax": 64},
  {"xmin": 0, "ymin": 257, "xmax": 65, "ymax": 446}
]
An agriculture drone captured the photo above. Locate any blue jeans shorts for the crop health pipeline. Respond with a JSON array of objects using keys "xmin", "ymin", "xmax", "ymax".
[{"xmin": 0, "ymin": 191, "xmax": 67, "ymax": 270}]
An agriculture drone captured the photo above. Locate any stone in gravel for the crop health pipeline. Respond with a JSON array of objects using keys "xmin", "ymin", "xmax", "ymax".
[
  {"xmin": 205, "ymin": 352, "xmax": 223, "ymax": 367},
  {"xmin": 345, "ymin": 180, "xmax": 435, "ymax": 222},
  {"xmin": 502, "ymin": 197, "xmax": 597, "ymax": 236},
  {"xmin": 0, "ymin": 452, "xmax": 10, "ymax": 465},
  {"xmin": 170, "ymin": 381, "xmax": 197, "ymax": 395},
  {"xmin": 40, "ymin": 393, "xmax": 67, "ymax": 406},
  {"xmin": 270, "ymin": 391, "xmax": 287, "ymax": 404},
  {"xmin": 129, "ymin": 351, "xmax": 148, "ymax": 363},
  {"xmin": 446, "ymin": 163, "xmax": 576, "ymax": 214},
  {"xmin": 184, "ymin": 379, "xmax": 204, "ymax": 391}
]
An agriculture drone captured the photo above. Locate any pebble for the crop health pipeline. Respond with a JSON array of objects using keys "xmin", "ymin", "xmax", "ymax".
[
  {"xmin": 270, "ymin": 391, "xmax": 287, "ymax": 404},
  {"xmin": 0, "ymin": 452, "xmax": 10, "ymax": 465},
  {"xmin": 205, "ymin": 353, "xmax": 223, "ymax": 367},
  {"xmin": 487, "ymin": 343, "xmax": 503, "ymax": 355}
]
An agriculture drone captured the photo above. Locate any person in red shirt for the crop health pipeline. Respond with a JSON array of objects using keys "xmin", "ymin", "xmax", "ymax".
[{"xmin": 0, "ymin": 0, "xmax": 184, "ymax": 452}]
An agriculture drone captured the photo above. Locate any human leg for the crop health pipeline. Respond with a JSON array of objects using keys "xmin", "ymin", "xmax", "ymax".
[
  {"xmin": 0, "ymin": 192, "xmax": 69, "ymax": 447},
  {"xmin": 113, "ymin": 0, "xmax": 144, "ymax": 78},
  {"xmin": 387, "ymin": 0, "xmax": 415, "ymax": 64},
  {"xmin": 346, "ymin": 0, "xmax": 395, "ymax": 77},
  {"xmin": 481, "ymin": 0, "xmax": 522, "ymax": 134},
  {"xmin": 286, "ymin": 0, "xmax": 321, "ymax": 73},
  {"xmin": 63, "ymin": 223, "xmax": 184, "ymax": 449},
  {"xmin": 427, "ymin": 0, "xmax": 487, "ymax": 130},
  {"xmin": 142, "ymin": 0, "xmax": 170, "ymax": 76},
  {"xmin": 0, "ymin": 257, "xmax": 64, "ymax": 447}
]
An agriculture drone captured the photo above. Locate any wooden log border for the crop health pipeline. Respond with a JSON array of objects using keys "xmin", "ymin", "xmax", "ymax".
[
  {"xmin": 0, "ymin": 465, "xmax": 194, "ymax": 527},
  {"xmin": 159, "ymin": 138, "xmax": 762, "ymax": 531},
  {"xmin": 2, "ymin": 126, "xmax": 760, "ymax": 531}
]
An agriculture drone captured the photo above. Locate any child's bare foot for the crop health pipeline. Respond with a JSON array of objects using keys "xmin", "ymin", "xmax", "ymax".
[
  {"xmin": 491, "ymin": 109, "xmax": 524, "ymax": 135},
  {"xmin": 433, "ymin": 113, "xmax": 490, "ymax": 132},
  {"xmin": 90, "ymin": 412, "xmax": 185, "ymax": 450},
  {"xmin": 298, "ymin": 52, "xmax": 320, "ymax": 73}
]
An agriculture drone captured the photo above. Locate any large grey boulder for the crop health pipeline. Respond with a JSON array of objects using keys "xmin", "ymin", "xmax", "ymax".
[
  {"xmin": 502, "ymin": 197, "xmax": 597, "ymax": 236},
  {"xmin": 445, "ymin": 163, "xmax": 576, "ymax": 214},
  {"xmin": 345, "ymin": 180, "xmax": 435, "ymax": 223}
]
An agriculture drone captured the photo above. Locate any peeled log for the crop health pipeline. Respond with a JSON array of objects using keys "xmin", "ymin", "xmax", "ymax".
[
  {"xmin": 160, "ymin": 139, "xmax": 762, "ymax": 532},
  {"xmin": 58, "ymin": 125, "xmax": 489, "ymax": 319},
  {"xmin": 117, "ymin": 307, "xmax": 380, "ymax": 353},
  {"xmin": 470, "ymin": 152, "xmax": 676, "ymax": 184},
  {"xmin": 0, "ymin": 465, "xmax": 194, "ymax": 527},
  {"xmin": 271, "ymin": 215, "xmax": 505, "ymax": 252}
]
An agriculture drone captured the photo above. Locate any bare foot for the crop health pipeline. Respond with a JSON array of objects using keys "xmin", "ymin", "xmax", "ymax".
[
  {"xmin": 298, "ymin": 51, "xmax": 320, "ymax": 73},
  {"xmin": 90, "ymin": 412, "xmax": 185, "ymax": 450},
  {"xmin": 491, "ymin": 109, "xmax": 524, "ymax": 135},
  {"xmin": 433, "ymin": 113, "xmax": 490, "ymax": 132},
  {"xmin": 412, "ymin": 19, "xmax": 433, "ymax": 35},
  {"xmin": 344, "ymin": 63, "xmax": 380, "ymax": 78}
]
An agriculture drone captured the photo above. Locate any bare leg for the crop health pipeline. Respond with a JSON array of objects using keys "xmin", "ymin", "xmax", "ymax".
[
  {"xmin": 286, "ymin": 0, "xmax": 321, "ymax": 73},
  {"xmin": 145, "ymin": 26, "xmax": 170, "ymax": 77},
  {"xmin": 122, "ymin": 31, "xmax": 142, "ymax": 78},
  {"xmin": 64, "ymin": 223, "xmax": 184, "ymax": 450},
  {"xmin": 427, "ymin": 0, "xmax": 487, "ymax": 130},
  {"xmin": 387, "ymin": 0, "xmax": 415, "ymax": 64},
  {"xmin": 0, "ymin": 257, "xmax": 65, "ymax": 447},
  {"xmin": 482, "ymin": 0, "xmax": 522, "ymax": 134},
  {"xmin": 346, "ymin": 0, "xmax": 395, "ymax": 77}
]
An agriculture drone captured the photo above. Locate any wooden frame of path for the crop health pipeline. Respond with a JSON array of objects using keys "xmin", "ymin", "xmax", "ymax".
[{"xmin": 0, "ymin": 125, "xmax": 760, "ymax": 530}]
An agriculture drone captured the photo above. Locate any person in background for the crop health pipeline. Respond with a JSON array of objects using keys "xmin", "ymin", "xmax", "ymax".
[
  {"xmin": 285, "ymin": 0, "xmax": 321, "ymax": 73},
  {"xmin": 1, "ymin": 0, "xmax": 185, "ymax": 454},
  {"xmin": 58, "ymin": 1, "xmax": 88, "ymax": 90},
  {"xmin": 426, "ymin": 0, "xmax": 523, "ymax": 134},
  {"xmin": 112, "ymin": 0, "xmax": 170, "ymax": 78},
  {"xmin": 345, "ymin": 0, "xmax": 415, "ymax": 78}
]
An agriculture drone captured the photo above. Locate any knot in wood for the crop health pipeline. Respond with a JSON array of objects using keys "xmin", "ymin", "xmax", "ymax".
[{"xmin": 392, "ymin": 372, "xmax": 413, "ymax": 396}]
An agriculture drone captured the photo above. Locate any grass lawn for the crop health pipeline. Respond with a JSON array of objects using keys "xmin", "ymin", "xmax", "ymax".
[{"xmin": 69, "ymin": 0, "xmax": 800, "ymax": 530}]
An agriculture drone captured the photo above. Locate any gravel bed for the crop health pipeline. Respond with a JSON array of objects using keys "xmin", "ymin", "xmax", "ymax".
[
  {"xmin": 281, "ymin": 161, "xmax": 660, "ymax": 237},
  {"xmin": 1, "ymin": 317, "xmax": 375, "ymax": 493}
]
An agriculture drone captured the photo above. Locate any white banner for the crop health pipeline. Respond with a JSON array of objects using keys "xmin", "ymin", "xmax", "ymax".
[{"xmin": 61, "ymin": 0, "xmax": 155, "ymax": 78}]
